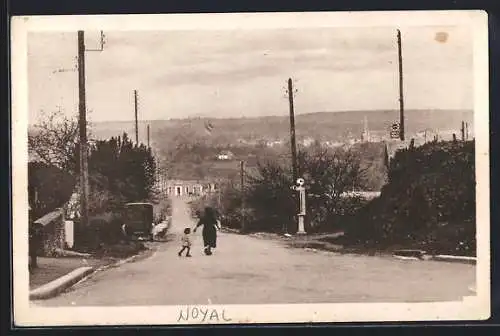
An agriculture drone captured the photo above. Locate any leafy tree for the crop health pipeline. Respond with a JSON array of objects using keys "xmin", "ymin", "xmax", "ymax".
[{"xmin": 87, "ymin": 133, "xmax": 157, "ymax": 212}]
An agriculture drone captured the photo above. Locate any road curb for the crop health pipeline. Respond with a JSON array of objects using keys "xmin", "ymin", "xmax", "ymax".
[
  {"xmin": 392, "ymin": 250, "xmax": 476, "ymax": 264},
  {"xmin": 393, "ymin": 255, "xmax": 421, "ymax": 261},
  {"xmin": 431, "ymin": 254, "xmax": 476, "ymax": 265},
  {"xmin": 53, "ymin": 248, "xmax": 92, "ymax": 258},
  {"xmin": 30, "ymin": 266, "xmax": 94, "ymax": 300},
  {"xmin": 106, "ymin": 251, "xmax": 143, "ymax": 268},
  {"xmin": 392, "ymin": 249, "xmax": 426, "ymax": 259},
  {"xmin": 221, "ymin": 227, "xmax": 241, "ymax": 234}
]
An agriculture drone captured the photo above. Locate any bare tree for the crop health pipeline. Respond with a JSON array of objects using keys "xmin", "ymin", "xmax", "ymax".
[
  {"xmin": 300, "ymin": 146, "xmax": 366, "ymax": 197},
  {"xmin": 298, "ymin": 146, "xmax": 367, "ymax": 230},
  {"xmin": 28, "ymin": 110, "xmax": 87, "ymax": 175}
]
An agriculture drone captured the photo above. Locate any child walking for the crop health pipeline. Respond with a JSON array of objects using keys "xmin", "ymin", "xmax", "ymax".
[{"xmin": 178, "ymin": 228, "xmax": 192, "ymax": 257}]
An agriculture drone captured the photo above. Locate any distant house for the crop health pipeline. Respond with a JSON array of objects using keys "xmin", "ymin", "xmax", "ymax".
[
  {"xmin": 266, "ymin": 140, "xmax": 283, "ymax": 148},
  {"xmin": 341, "ymin": 191, "xmax": 381, "ymax": 200},
  {"xmin": 322, "ymin": 140, "xmax": 344, "ymax": 148},
  {"xmin": 302, "ymin": 137, "xmax": 315, "ymax": 147},
  {"xmin": 216, "ymin": 151, "xmax": 234, "ymax": 160},
  {"xmin": 165, "ymin": 179, "xmax": 217, "ymax": 197},
  {"xmin": 237, "ymin": 138, "xmax": 251, "ymax": 145}
]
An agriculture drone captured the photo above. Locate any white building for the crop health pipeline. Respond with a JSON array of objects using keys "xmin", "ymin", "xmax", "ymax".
[
  {"xmin": 266, "ymin": 140, "xmax": 284, "ymax": 148},
  {"xmin": 216, "ymin": 151, "xmax": 235, "ymax": 160},
  {"xmin": 302, "ymin": 137, "xmax": 316, "ymax": 147},
  {"xmin": 165, "ymin": 179, "xmax": 218, "ymax": 197}
]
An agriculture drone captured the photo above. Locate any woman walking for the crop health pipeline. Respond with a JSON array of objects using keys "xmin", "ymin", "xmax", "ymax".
[{"xmin": 194, "ymin": 207, "xmax": 220, "ymax": 255}]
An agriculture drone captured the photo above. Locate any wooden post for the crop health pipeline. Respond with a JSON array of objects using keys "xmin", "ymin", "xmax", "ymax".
[
  {"xmin": 218, "ymin": 179, "xmax": 222, "ymax": 209},
  {"xmin": 288, "ymin": 78, "xmax": 298, "ymax": 181},
  {"xmin": 461, "ymin": 121, "xmax": 465, "ymax": 141},
  {"xmin": 383, "ymin": 142, "xmax": 390, "ymax": 169},
  {"xmin": 240, "ymin": 161, "xmax": 245, "ymax": 233},
  {"xmin": 397, "ymin": 30, "xmax": 405, "ymax": 141},
  {"xmin": 147, "ymin": 124, "xmax": 150, "ymax": 148},
  {"xmin": 134, "ymin": 90, "xmax": 139, "ymax": 144},
  {"xmin": 77, "ymin": 30, "xmax": 89, "ymax": 229}
]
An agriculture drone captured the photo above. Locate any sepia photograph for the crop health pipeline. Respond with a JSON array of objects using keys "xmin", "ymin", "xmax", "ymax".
[{"xmin": 11, "ymin": 11, "xmax": 489, "ymax": 326}]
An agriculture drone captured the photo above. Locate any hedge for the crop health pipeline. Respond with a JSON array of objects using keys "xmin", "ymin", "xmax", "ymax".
[{"xmin": 345, "ymin": 140, "xmax": 475, "ymax": 256}]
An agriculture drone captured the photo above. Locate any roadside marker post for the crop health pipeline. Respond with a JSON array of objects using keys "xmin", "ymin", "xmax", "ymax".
[{"xmin": 291, "ymin": 177, "xmax": 307, "ymax": 234}]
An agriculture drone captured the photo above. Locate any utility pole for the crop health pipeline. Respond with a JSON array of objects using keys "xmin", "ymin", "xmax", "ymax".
[
  {"xmin": 147, "ymin": 124, "xmax": 150, "ymax": 148},
  {"xmin": 77, "ymin": 31, "xmax": 89, "ymax": 229},
  {"xmin": 156, "ymin": 157, "xmax": 160, "ymax": 192},
  {"xmin": 287, "ymin": 78, "xmax": 298, "ymax": 181},
  {"xmin": 134, "ymin": 90, "xmax": 139, "ymax": 144},
  {"xmin": 218, "ymin": 187, "xmax": 222, "ymax": 208},
  {"xmin": 461, "ymin": 121, "xmax": 465, "ymax": 141},
  {"xmin": 216, "ymin": 178, "xmax": 222, "ymax": 209},
  {"xmin": 240, "ymin": 161, "xmax": 245, "ymax": 233},
  {"xmin": 397, "ymin": 30, "xmax": 405, "ymax": 141}
]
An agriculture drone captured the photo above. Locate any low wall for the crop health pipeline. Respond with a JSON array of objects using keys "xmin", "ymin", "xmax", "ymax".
[{"xmin": 33, "ymin": 208, "xmax": 65, "ymax": 256}]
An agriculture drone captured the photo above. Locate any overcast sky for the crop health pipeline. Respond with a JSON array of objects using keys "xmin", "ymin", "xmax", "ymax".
[{"xmin": 28, "ymin": 26, "xmax": 473, "ymax": 123}]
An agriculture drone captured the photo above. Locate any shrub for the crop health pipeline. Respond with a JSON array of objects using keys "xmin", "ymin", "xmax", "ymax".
[
  {"xmin": 345, "ymin": 140, "xmax": 476, "ymax": 256},
  {"xmin": 308, "ymin": 195, "xmax": 369, "ymax": 233},
  {"xmin": 73, "ymin": 212, "xmax": 124, "ymax": 250},
  {"xmin": 28, "ymin": 161, "xmax": 76, "ymax": 219}
]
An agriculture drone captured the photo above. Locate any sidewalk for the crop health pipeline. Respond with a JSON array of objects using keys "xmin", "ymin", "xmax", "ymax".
[
  {"xmin": 30, "ymin": 257, "xmax": 109, "ymax": 290},
  {"xmin": 29, "ymin": 238, "xmax": 171, "ymax": 300}
]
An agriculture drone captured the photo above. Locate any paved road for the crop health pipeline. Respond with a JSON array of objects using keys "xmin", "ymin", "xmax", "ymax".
[{"xmin": 37, "ymin": 197, "xmax": 475, "ymax": 306}]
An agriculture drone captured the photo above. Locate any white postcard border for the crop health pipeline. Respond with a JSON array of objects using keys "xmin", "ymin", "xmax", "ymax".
[{"xmin": 11, "ymin": 10, "xmax": 490, "ymax": 326}]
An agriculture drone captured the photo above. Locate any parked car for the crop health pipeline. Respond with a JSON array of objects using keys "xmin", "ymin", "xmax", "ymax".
[{"xmin": 122, "ymin": 203, "xmax": 154, "ymax": 241}]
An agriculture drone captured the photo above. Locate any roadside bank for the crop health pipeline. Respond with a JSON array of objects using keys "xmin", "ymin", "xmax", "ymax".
[{"xmin": 245, "ymin": 230, "xmax": 476, "ymax": 264}]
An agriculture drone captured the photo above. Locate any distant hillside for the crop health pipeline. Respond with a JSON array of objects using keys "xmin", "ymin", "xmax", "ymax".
[
  {"xmin": 91, "ymin": 109, "xmax": 474, "ymax": 146},
  {"xmin": 89, "ymin": 109, "xmax": 473, "ymax": 183}
]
